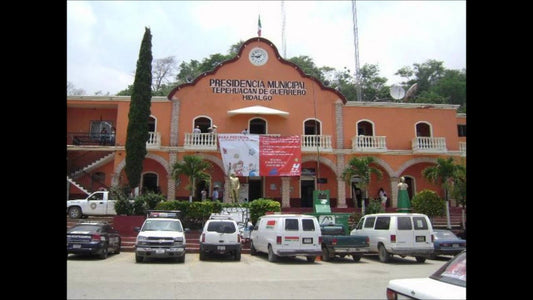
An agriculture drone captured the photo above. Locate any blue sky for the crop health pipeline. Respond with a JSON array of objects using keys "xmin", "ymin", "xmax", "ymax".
[{"xmin": 67, "ymin": 1, "xmax": 466, "ymax": 96}]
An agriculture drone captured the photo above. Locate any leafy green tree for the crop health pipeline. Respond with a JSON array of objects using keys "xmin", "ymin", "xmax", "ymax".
[
  {"xmin": 422, "ymin": 157, "xmax": 463, "ymax": 229},
  {"xmin": 358, "ymin": 64, "xmax": 389, "ymax": 101},
  {"xmin": 396, "ymin": 59, "xmax": 466, "ymax": 112},
  {"xmin": 342, "ymin": 156, "xmax": 383, "ymax": 215},
  {"xmin": 287, "ymin": 55, "xmax": 324, "ymax": 82},
  {"xmin": 125, "ymin": 27, "xmax": 153, "ymax": 190},
  {"xmin": 171, "ymin": 155, "xmax": 212, "ymax": 202}
]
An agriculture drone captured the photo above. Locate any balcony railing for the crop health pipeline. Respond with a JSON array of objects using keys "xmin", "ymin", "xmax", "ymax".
[
  {"xmin": 301, "ymin": 135, "xmax": 332, "ymax": 152},
  {"xmin": 352, "ymin": 135, "xmax": 387, "ymax": 152},
  {"xmin": 67, "ymin": 132, "xmax": 115, "ymax": 146},
  {"xmin": 184, "ymin": 133, "xmax": 218, "ymax": 151},
  {"xmin": 459, "ymin": 142, "xmax": 466, "ymax": 156},
  {"xmin": 67, "ymin": 131, "xmax": 160, "ymax": 148},
  {"xmin": 146, "ymin": 131, "xmax": 161, "ymax": 148},
  {"xmin": 412, "ymin": 137, "xmax": 447, "ymax": 153}
]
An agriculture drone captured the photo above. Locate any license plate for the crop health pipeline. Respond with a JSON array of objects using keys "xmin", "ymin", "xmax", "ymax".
[
  {"xmin": 73, "ymin": 244, "xmax": 81, "ymax": 249},
  {"xmin": 217, "ymin": 246, "xmax": 226, "ymax": 251},
  {"xmin": 416, "ymin": 236, "xmax": 426, "ymax": 242},
  {"xmin": 452, "ymin": 244, "xmax": 459, "ymax": 247},
  {"xmin": 156, "ymin": 249, "xmax": 165, "ymax": 254},
  {"xmin": 303, "ymin": 238, "xmax": 312, "ymax": 244}
]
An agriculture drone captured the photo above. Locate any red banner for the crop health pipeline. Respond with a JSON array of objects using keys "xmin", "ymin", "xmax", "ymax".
[{"xmin": 259, "ymin": 135, "xmax": 301, "ymax": 176}]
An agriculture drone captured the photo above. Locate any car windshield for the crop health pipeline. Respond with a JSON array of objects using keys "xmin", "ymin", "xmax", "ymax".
[
  {"xmin": 68, "ymin": 225, "xmax": 101, "ymax": 233},
  {"xmin": 434, "ymin": 230, "xmax": 459, "ymax": 240},
  {"xmin": 430, "ymin": 251, "xmax": 466, "ymax": 287},
  {"xmin": 142, "ymin": 220, "xmax": 183, "ymax": 232}
]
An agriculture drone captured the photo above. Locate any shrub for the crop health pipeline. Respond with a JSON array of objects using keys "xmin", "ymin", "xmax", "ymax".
[
  {"xmin": 249, "ymin": 198, "xmax": 281, "ymax": 224},
  {"xmin": 136, "ymin": 192, "xmax": 165, "ymax": 210},
  {"xmin": 366, "ymin": 198, "xmax": 384, "ymax": 214},
  {"xmin": 411, "ymin": 189, "xmax": 445, "ymax": 218},
  {"xmin": 132, "ymin": 198, "xmax": 146, "ymax": 216}
]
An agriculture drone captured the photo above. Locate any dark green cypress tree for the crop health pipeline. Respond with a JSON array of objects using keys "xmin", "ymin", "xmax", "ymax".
[{"xmin": 125, "ymin": 27, "xmax": 152, "ymax": 190}]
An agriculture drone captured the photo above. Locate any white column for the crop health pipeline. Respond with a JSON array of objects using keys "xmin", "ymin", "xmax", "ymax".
[
  {"xmin": 390, "ymin": 177, "xmax": 400, "ymax": 208},
  {"xmin": 281, "ymin": 177, "xmax": 291, "ymax": 208}
]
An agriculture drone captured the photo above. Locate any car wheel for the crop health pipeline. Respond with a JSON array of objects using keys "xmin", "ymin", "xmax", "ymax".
[
  {"xmin": 415, "ymin": 256, "xmax": 426, "ymax": 263},
  {"xmin": 351, "ymin": 254, "xmax": 362, "ymax": 262},
  {"xmin": 267, "ymin": 245, "xmax": 277, "ymax": 262},
  {"xmin": 177, "ymin": 254, "xmax": 185, "ymax": 263},
  {"xmin": 378, "ymin": 244, "xmax": 390, "ymax": 263},
  {"xmin": 250, "ymin": 241, "xmax": 257, "ymax": 256},
  {"xmin": 115, "ymin": 238, "xmax": 121, "ymax": 254},
  {"xmin": 99, "ymin": 246, "xmax": 108, "ymax": 259},
  {"xmin": 306, "ymin": 256, "xmax": 316, "ymax": 263},
  {"xmin": 135, "ymin": 254, "xmax": 144, "ymax": 263},
  {"xmin": 321, "ymin": 245, "xmax": 330, "ymax": 262},
  {"xmin": 68, "ymin": 207, "xmax": 82, "ymax": 219},
  {"xmin": 199, "ymin": 250, "xmax": 206, "ymax": 261},
  {"xmin": 234, "ymin": 251, "xmax": 241, "ymax": 261}
]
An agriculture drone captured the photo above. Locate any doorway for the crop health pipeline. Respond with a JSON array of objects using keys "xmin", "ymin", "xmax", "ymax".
[
  {"xmin": 300, "ymin": 179, "xmax": 315, "ymax": 207},
  {"xmin": 142, "ymin": 173, "xmax": 158, "ymax": 193},
  {"xmin": 248, "ymin": 178, "xmax": 262, "ymax": 202}
]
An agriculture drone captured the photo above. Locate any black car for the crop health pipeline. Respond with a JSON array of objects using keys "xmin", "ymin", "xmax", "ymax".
[{"xmin": 67, "ymin": 222, "xmax": 121, "ymax": 259}]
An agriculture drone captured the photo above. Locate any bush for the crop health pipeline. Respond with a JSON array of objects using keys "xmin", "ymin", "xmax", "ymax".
[
  {"xmin": 114, "ymin": 198, "xmax": 133, "ymax": 215},
  {"xmin": 132, "ymin": 198, "xmax": 146, "ymax": 216},
  {"xmin": 136, "ymin": 192, "xmax": 165, "ymax": 210},
  {"xmin": 249, "ymin": 198, "xmax": 281, "ymax": 224},
  {"xmin": 366, "ymin": 198, "xmax": 384, "ymax": 214},
  {"xmin": 154, "ymin": 200, "xmax": 224, "ymax": 229},
  {"xmin": 411, "ymin": 189, "xmax": 445, "ymax": 218}
]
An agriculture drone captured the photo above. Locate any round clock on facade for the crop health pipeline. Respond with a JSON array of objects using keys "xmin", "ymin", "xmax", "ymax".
[{"xmin": 249, "ymin": 47, "xmax": 268, "ymax": 66}]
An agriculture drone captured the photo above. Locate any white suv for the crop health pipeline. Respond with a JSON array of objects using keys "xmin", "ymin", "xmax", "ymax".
[
  {"xmin": 199, "ymin": 216, "xmax": 242, "ymax": 261},
  {"xmin": 350, "ymin": 213, "xmax": 434, "ymax": 263},
  {"xmin": 134, "ymin": 210, "xmax": 187, "ymax": 263}
]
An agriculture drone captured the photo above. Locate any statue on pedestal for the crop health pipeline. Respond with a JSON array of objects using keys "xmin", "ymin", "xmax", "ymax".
[{"xmin": 397, "ymin": 176, "xmax": 411, "ymax": 213}]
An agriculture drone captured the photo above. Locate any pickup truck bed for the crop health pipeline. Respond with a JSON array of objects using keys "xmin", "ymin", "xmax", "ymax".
[{"xmin": 320, "ymin": 224, "xmax": 369, "ymax": 262}]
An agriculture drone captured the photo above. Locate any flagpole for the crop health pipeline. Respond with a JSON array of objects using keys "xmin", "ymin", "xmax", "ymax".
[{"xmin": 257, "ymin": 14, "xmax": 262, "ymax": 37}]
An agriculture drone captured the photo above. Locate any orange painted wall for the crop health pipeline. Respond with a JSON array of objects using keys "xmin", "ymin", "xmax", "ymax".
[
  {"xmin": 171, "ymin": 40, "xmax": 343, "ymax": 144},
  {"xmin": 67, "ymin": 37, "xmax": 465, "ymax": 205}
]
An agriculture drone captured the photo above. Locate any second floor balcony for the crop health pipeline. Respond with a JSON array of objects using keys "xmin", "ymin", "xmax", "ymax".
[
  {"xmin": 412, "ymin": 137, "xmax": 447, "ymax": 153},
  {"xmin": 301, "ymin": 135, "xmax": 332, "ymax": 153},
  {"xmin": 67, "ymin": 131, "xmax": 161, "ymax": 148},
  {"xmin": 184, "ymin": 133, "xmax": 218, "ymax": 151},
  {"xmin": 352, "ymin": 135, "xmax": 387, "ymax": 152}
]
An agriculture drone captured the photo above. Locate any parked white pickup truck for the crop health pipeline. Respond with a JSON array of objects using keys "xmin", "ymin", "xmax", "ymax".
[{"xmin": 67, "ymin": 191, "xmax": 120, "ymax": 219}]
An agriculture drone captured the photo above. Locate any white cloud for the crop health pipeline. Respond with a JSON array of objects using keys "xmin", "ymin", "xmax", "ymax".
[{"xmin": 67, "ymin": 1, "xmax": 465, "ymax": 95}]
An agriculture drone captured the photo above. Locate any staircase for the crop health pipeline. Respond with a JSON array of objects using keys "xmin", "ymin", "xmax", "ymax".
[
  {"xmin": 70, "ymin": 153, "xmax": 115, "ymax": 179},
  {"xmin": 431, "ymin": 206, "xmax": 465, "ymax": 232},
  {"xmin": 67, "ymin": 176, "xmax": 91, "ymax": 195}
]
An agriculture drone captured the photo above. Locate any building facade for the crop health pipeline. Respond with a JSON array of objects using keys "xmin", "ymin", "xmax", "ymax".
[{"xmin": 67, "ymin": 37, "xmax": 466, "ymax": 211}]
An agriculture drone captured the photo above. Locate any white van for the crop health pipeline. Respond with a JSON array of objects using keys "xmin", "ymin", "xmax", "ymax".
[
  {"xmin": 350, "ymin": 213, "xmax": 434, "ymax": 263},
  {"xmin": 250, "ymin": 214, "xmax": 322, "ymax": 263}
]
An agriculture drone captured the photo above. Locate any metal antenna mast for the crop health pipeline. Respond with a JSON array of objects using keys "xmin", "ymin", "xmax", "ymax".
[
  {"xmin": 352, "ymin": 0, "xmax": 362, "ymax": 101},
  {"xmin": 281, "ymin": 1, "xmax": 286, "ymax": 58}
]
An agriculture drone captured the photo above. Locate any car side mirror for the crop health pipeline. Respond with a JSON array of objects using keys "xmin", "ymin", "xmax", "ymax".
[
  {"xmin": 134, "ymin": 226, "xmax": 140, "ymax": 232},
  {"xmin": 185, "ymin": 228, "xmax": 190, "ymax": 232}
]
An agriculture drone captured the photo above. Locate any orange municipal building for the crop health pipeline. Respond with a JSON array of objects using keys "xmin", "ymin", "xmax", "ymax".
[{"xmin": 66, "ymin": 37, "xmax": 466, "ymax": 212}]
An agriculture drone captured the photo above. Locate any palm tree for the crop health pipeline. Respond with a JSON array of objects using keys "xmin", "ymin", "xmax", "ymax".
[
  {"xmin": 171, "ymin": 155, "xmax": 212, "ymax": 202},
  {"xmin": 422, "ymin": 157, "xmax": 464, "ymax": 229},
  {"xmin": 342, "ymin": 156, "xmax": 383, "ymax": 215}
]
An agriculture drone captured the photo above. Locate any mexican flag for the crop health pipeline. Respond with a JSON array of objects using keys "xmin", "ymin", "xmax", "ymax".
[{"xmin": 257, "ymin": 15, "xmax": 262, "ymax": 37}]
